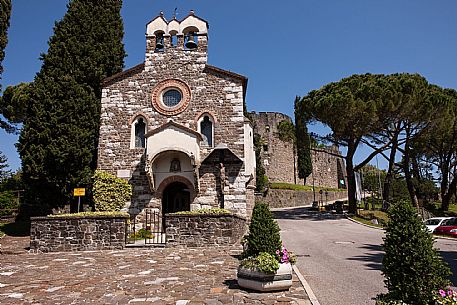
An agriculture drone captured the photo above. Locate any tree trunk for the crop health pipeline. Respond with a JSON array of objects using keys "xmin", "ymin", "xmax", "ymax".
[
  {"xmin": 346, "ymin": 143, "xmax": 358, "ymax": 214},
  {"xmin": 442, "ymin": 171, "xmax": 457, "ymax": 211},
  {"xmin": 403, "ymin": 127, "xmax": 419, "ymax": 209},
  {"xmin": 383, "ymin": 135, "xmax": 398, "ymax": 210},
  {"xmin": 440, "ymin": 164, "xmax": 450, "ymax": 211}
]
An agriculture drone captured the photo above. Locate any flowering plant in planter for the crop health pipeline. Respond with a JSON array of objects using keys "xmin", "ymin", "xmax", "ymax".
[
  {"xmin": 276, "ymin": 245, "xmax": 296, "ymax": 265},
  {"xmin": 237, "ymin": 202, "xmax": 296, "ymax": 291},
  {"xmin": 434, "ymin": 289, "xmax": 457, "ymax": 305}
]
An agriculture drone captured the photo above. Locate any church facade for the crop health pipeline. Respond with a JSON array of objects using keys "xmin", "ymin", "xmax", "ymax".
[{"xmin": 97, "ymin": 11, "xmax": 256, "ymax": 220}]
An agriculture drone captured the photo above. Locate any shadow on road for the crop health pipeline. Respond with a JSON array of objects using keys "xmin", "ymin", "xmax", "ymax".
[
  {"xmin": 438, "ymin": 249, "xmax": 457, "ymax": 285},
  {"xmin": 272, "ymin": 207, "xmax": 346, "ymax": 221},
  {"xmin": 345, "ymin": 244, "xmax": 457, "ymax": 285},
  {"xmin": 347, "ymin": 243, "xmax": 384, "ymax": 271}
]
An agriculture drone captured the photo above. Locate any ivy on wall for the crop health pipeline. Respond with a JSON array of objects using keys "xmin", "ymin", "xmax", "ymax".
[{"xmin": 92, "ymin": 170, "xmax": 132, "ymax": 212}]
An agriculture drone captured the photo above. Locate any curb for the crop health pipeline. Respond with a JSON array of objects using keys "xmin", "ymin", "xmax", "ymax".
[
  {"xmin": 345, "ymin": 215, "xmax": 385, "ymax": 231},
  {"xmin": 293, "ymin": 265, "xmax": 321, "ymax": 305}
]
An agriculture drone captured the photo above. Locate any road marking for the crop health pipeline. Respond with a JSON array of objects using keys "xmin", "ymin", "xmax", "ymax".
[{"xmin": 293, "ymin": 265, "xmax": 321, "ymax": 305}]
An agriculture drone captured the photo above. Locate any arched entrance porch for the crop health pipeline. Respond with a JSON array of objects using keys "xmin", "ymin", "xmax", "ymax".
[
  {"xmin": 156, "ymin": 175, "xmax": 195, "ymax": 215},
  {"xmin": 162, "ymin": 182, "xmax": 190, "ymax": 214}
]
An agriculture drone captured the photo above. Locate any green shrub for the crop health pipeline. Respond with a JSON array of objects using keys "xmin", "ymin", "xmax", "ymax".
[
  {"xmin": 0, "ymin": 190, "xmax": 19, "ymax": 216},
  {"xmin": 92, "ymin": 170, "xmax": 132, "ymax": 212},
  {"xmin": 240, "ymin": 252, "xmax": 279, "ymax": 274},
  {"xmin": 381, "ymin": 201, "xmax": 451, "ymax": 305},
  {"xmin": 129, "ymin": 228, "xmax": 153, "ymax": 240},
  {"xmin": 243, "ymin": 202, "xmax": 282, "ymax": 258}
]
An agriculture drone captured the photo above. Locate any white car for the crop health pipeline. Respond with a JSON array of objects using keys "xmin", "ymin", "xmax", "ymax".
[{"xmin": 424, "ymin": 217, "xmax": 454, "ymax": 233}]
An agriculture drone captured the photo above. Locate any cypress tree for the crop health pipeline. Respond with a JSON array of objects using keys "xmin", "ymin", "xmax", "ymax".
[
  {"xmin": 244, "ymin": 202, "xmax": 282, "ymax": 258},
  {"xmin": 381, "ymin": 201, "xmax": 450, "ymax": 304},
  {"xmin": 0, "ymin": 0, "xmax": 12, "ymax": 132},
  {"xmin": 294, "ymin": 96, "xmax": 312, "ymax": 184},
  {"xmin": 18, "ymin": 0, "xmax": 126, "ymax": 215},
  {"xmin": 0, "ymin": 0, "xmax": 11, "ymax": 87}
]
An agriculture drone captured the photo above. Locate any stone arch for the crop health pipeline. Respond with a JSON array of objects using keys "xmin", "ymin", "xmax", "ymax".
[
  {"xmin": 194, "ymin": 110, "xmax": 218, "ymax": 124},
  {"xmin": 128, "ymin": 112, "xmax": 150, "ymax": 125},
  {"xmin": 156, "ymin": 175, "xmax": 195, "ymax": 199}
]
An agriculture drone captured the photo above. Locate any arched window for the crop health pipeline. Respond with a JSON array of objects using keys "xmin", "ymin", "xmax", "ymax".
[
  {"xmin": 135, "ymin": 118, "xmax": 146, "ymax": 148},
  {"xmin": 200, "ymin": 115, "xmax": 213, "ymax": 147},
  {"xmin": 130, "ymin": 116, "xmax": 147, "ymax": 149}
]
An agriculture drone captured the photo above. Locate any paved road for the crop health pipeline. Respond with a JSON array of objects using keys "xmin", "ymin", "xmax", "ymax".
[{"xmin": 273, "ymin": 207, "xmax": 457, "ymax": 305}]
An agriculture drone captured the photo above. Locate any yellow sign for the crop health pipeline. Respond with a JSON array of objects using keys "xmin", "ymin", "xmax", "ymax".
[{"xmin": 73, "ymin": 188, "xmax": 85, "ymax": 197}]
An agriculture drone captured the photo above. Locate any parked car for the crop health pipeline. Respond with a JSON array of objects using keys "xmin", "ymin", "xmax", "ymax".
[
  {"xmin": 433, "ymin": 217, "xmax": 457, "ymax": 236},
  {"xmin": 424, "ymin": 217, "xmax": 454, "ymax": 233}
]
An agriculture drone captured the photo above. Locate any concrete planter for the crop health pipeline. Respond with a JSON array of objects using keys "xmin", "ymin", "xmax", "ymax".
[{"xmin": 237, "ymin": 262, "xmax": 293, "ymax": 292}]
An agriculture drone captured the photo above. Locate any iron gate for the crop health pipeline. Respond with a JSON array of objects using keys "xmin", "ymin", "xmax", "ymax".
[{"xmin": 127, "ymin": 209, "xmax": 166, "ymax": 246}]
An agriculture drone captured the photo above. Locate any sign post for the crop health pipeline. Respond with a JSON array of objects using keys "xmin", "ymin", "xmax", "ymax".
[{"xmin": 73, "ymin": 188, "xmax": 86, "ymax": 212}]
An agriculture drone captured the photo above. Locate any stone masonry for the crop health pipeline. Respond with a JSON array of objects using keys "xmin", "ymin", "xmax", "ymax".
[
  {"xmin": 30, "ymin": 215, "xmax": 129, "ymax": 252},
  {"xmin": 250, "ymin": 111, "xmax": 347, "ymax": 189},
  {"xmin": 165, "ymin": 213, "xmax": 247, "ymax": 247}
]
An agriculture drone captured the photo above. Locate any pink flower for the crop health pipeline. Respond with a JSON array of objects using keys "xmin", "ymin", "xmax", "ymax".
[{"xmin": 439, "ymin": 289, "xmax": 446, "ymax": 297}]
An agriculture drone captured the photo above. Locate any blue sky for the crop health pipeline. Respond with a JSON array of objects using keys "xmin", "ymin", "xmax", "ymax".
[{"xmin": 1, "ymin": 0, "xmax": 457, "ymax": 171}]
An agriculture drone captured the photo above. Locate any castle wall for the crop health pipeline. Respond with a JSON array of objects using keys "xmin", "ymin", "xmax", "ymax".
[
  {"xmin": 250, "ymin": 112, "xmax": 347, "ymax": 189},
  {"xmin": 251, "ymin": 112, "xmax": 296, "ymax": 184}
]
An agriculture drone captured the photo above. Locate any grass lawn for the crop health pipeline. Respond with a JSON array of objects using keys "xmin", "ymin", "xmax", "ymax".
[
  {"xmin": 350, "ymin": 209, "xmax": 389, "ymax": 228},
  {"xmin": 351, "ymin": 215, "xmax": 384, "ymax": 228},
  {"xmin": 269, "ymin": 182, "xmax": 346, "ymax": 193},
  {"xmin": 422, "ymin": 203, "xmax": 457, "ymax": 217}
]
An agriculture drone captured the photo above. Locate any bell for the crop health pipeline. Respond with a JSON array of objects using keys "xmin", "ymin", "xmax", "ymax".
[
  {"xmin": 185, "ymin": 32, "xmax": 198, "ymax": 49},
  {"xmin": 155, "ymin": 35, "xmax": 164, "ymax": 50}
]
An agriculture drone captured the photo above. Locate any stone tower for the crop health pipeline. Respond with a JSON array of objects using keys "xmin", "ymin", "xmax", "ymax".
[{"xmin": 250, "ymin": 112, "xmax": 347, "ymax": 189}]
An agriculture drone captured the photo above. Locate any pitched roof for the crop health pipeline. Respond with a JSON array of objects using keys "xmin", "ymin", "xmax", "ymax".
[
  {"xmin": 145, "ymin": 120, "xmax": 203, "ymax": 141},
  {"xmin": 204, "ymin": 64, "xmax": 248, "ymax": 100},
  {"xmin": 101, "ymin": 63, "xmax": 144, "ymax": 87}
]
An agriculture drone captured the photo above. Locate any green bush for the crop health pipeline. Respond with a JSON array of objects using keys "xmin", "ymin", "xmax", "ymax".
[
  {"xmin": 243, "ymin": 202, "xmax": 282, "ymax": 258},
  {"xmin": 240, "ymin": 252, "xmax": 279, "ymax": 274},
  {"xmin": 129, "ymin": 228, "xmax": 153, "ymax": 240},
  {"xmin": 381, "ymin": 201, "xmax": 451, "ymax": 305},
  {"xmin": 92, "ymin": 170, "xmax": 132, "ymax": 212},
  {"xmin": 0, "ymin": 190, "xmax": 19, "ymax": 216}
]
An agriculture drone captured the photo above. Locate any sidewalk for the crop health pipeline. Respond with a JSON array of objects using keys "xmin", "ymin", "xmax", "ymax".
[{"xmin": 0, "ymin": 235, "xmax": 311, "ymax": 305}]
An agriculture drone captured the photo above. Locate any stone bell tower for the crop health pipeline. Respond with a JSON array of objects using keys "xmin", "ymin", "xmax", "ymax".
[{"xmin": 144, "ymin": 10, "xmax": 209, "ymax": 71}]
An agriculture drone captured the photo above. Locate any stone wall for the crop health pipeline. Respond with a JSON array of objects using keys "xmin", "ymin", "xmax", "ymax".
[
  {"xmin": 165, "ymin": 213, "xmax": 247, "ymax": 247},
  {"xmin": 250, "ymin": 112, "xmax": 347, "ymax": 189},
  {"xmin": 309, "ymin": 147, "xmax": 347, "ymax": 189},
  {"xmin": 256, "ymin": 189, "xmax": 348, "ymax": 209},
  {"xmin": 30, "ymin": 215, "xmax": 128, "ymax": 252}
]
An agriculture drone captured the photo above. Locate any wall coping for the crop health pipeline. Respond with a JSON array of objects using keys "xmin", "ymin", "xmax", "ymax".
[
  {"xmin": 31, "ymin": 215, "xmax": 130, "ymax": 221},
  {"xmin": 165, "ymin": 213, "xmax": 247, "ymax": 221}
]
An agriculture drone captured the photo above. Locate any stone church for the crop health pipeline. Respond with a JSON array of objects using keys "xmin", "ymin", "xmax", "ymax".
[{"xmin": 97, "ymin": 11, "xmax": 256, "ymax": 219}]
